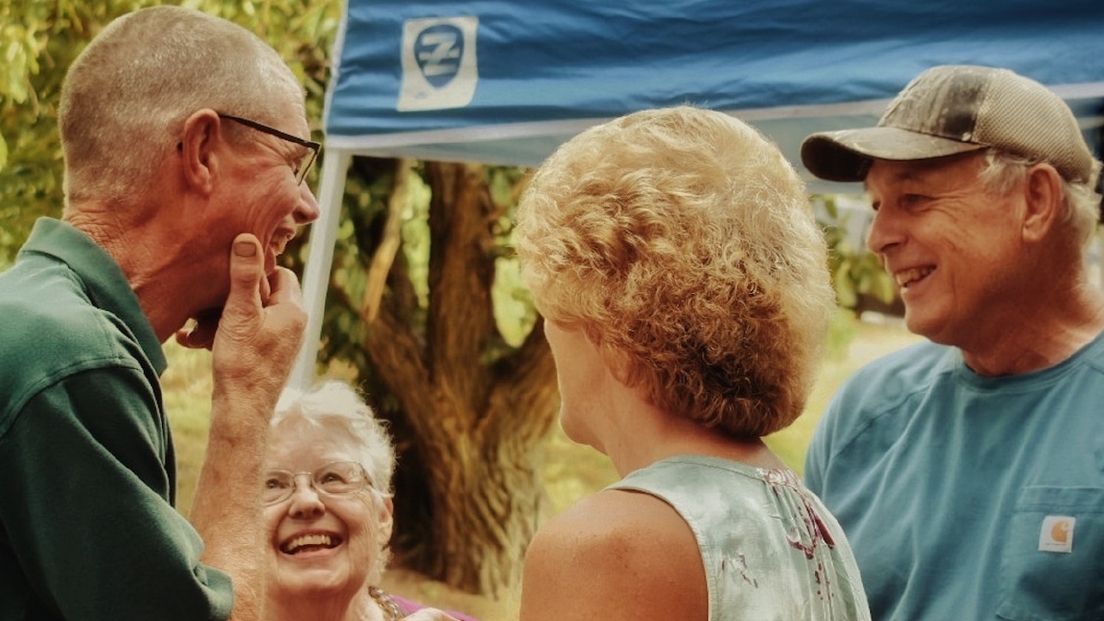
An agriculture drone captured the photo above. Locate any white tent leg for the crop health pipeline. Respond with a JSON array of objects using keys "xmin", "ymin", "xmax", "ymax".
[
  {"xmin": 1098, "ymin": 223, "xmax": 1104, "ymax": 292},
  {"xmin": 290, "ymin": 149, "xmax": 352, "ymax": 390}
]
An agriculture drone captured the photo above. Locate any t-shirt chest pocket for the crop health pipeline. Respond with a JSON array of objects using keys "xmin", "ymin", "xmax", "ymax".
[{"xmin": 997, "ymin": 486, "xmax": 1104, "ymax": 621}]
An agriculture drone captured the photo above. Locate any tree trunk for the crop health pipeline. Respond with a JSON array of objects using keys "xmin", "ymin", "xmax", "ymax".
[{"xmin": 356, "ymin": 161, "xmax": 559, "ymax": 596}]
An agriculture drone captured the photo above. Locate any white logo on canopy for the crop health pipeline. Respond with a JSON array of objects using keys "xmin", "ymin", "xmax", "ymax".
[{"xmin": 399, "ymin": 16, "xmax": 479, "ymax": 111}]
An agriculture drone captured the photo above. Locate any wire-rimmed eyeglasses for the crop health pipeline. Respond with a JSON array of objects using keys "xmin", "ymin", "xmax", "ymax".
[
  {"xmin": 262, "ymin": 460, "xmax": 371, "ymax": 505},
  {"xmin": 219, "ymin": 113, "xmax": 320, "ymax": 185}
]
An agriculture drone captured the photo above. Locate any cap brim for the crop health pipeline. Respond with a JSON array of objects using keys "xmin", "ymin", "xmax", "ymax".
[{"xmin": 800, "ymin": 127, "xmax": 987, "ymax": 182}]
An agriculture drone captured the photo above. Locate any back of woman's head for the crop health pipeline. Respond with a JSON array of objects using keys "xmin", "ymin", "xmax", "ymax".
[{"xmin": 515, "ymin": 106, "xmax": 835, "ymax": 437}]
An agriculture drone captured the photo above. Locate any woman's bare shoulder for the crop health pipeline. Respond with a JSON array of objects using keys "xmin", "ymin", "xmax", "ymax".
[{"xmin": 519, "ymin": 489, "xmax": 707, "ymax": 621}]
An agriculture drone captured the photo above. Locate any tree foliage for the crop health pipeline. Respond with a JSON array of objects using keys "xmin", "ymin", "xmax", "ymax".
[{"xmin": 817, "ymin": 195, "xmax": 897, "ymax": 314}]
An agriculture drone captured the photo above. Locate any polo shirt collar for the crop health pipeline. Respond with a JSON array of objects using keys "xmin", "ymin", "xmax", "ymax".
[{"xmin": 20, "ymin": 218, "xmax": 168, "ymax": 375}]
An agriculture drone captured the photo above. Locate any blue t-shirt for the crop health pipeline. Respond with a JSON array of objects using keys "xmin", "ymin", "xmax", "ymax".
[{"xmin": 805, "ymin": 337, "xmax": 1104, "ymax": 621}]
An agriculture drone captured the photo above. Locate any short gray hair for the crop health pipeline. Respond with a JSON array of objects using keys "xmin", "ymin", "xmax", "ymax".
[
  {"xmin": 979, "ymin": 148, "xmax": 1102, "ymax": 249},
  {"xmin": 59, "ymin": 5, "xmax": 303, "ymax": 205}
]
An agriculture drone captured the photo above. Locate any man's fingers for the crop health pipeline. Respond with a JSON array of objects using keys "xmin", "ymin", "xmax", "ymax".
[
  {"xmin": 175, "ymin": 313, "xmax": 220, "ymax": 350},
  {"xmin": 209, "ymin": 233, "xmax": 307, "ymax": 396},
  {"xmin": 175, "ymin": 326, "xmax": 215, "ymax": 350},
  {"xmin": 174, "ymin": 327, "xmax": 199, "ymax": 349},
  {"xmin": 227, "ymin": 235, "xmax": 265, "ymax": 311},
  {"xmin": 266, "ymin": 267, "xmax": 303, "ymax": 307}
]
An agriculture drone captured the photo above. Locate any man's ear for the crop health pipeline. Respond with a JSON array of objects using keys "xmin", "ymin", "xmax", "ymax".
[
  {"xmin": 1021, "ymin": 163, "xmax": 1064, "ymax": 243},
  {"xmin": 178, "ymin": 110, "xmax": 222, "ymax": 196}
]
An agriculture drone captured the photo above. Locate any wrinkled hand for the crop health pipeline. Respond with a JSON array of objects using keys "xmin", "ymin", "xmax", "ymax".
[
  {"xmin": 403, "ymin": 609, "xmax": 464, "ymax": 621},
  {"xmin": 177, "ymin": 234, "xmax": 306, "ymax": 396}
]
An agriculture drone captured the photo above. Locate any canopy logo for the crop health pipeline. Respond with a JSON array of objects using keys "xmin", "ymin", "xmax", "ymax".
[
  {"xmin": 416, "ymin": 25, "xmax": 464, "ymax": 88},
  {"xmin": 398, "ymin": 16, "xmax": 479, "ymax": 111}
]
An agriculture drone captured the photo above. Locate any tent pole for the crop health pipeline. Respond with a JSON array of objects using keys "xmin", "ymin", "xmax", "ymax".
[
  {"xmin": 1098, "ymin": 224, "xmax": 1104, "ymax": 292},
  {"xmin": 290, "ymin": 149, "xmax": 352, "ymax": 390}
]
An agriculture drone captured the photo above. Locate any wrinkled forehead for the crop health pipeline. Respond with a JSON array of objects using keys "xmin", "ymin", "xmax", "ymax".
[
  {"xmin": 863, "ymin": 150, "xmax": 987, "ymax": 192},
  {"xmin": 267, "ymin": 416, "xmax": 362, "ymax": 468}
]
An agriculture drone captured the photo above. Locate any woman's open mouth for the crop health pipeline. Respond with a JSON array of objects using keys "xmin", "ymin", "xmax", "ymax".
[{"xmin": 281, "ymin": 533, "xmax": 343, "ymax": 555}]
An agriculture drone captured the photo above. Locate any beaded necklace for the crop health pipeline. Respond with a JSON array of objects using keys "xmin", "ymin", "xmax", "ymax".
[{"xmin": 369, "ymin": 586, "xmax": 405, "ymax": 620}]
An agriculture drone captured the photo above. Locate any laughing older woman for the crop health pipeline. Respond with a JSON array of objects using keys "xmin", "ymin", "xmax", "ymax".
[{"xmin": 263, "ymin": 380, "xmax": 476, "ymax": 621}]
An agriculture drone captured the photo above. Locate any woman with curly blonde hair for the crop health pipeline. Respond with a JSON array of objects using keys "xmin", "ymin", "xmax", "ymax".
[{"xmin": 514, "ymin": 106, "xmax": 870, "ymax": 621}]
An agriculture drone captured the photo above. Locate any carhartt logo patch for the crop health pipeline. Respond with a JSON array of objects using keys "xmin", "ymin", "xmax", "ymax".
[{"xmin": 1038, "ymin": 516, "xmax": 1075, "ymax": 553}]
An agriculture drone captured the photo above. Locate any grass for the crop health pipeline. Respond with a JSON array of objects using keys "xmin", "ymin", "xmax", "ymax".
[
  {"xmin": 160, "ymin": 313, "xmax": 922, "ymax": 619},
  {"xmin": 160, "ymin": 345, "xmax": 214, "ymax": 515}
]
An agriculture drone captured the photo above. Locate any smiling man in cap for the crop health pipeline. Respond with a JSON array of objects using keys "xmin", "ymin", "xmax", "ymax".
[{"xmin": 801, "ymin": 65, "xmax": 1104, "ymax": 621}]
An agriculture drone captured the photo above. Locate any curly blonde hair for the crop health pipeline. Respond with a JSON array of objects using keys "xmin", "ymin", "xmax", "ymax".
[{"xmin": 514, "ymin": 106, "xmax": 835, "ymax": 437}]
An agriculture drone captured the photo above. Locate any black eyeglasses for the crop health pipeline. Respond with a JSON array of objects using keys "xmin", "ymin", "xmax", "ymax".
[{"xmin": 218, "ymin": 113, "xmax": 320, "ymax": 185}]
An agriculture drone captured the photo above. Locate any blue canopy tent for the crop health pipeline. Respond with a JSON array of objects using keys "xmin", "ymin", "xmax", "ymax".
[{"xmin": 290, "ymin": 0, "xmax": 1104, "ymax": 386}]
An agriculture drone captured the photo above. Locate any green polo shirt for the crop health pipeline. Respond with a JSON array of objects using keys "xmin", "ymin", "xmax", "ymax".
[{"xmin": 0, "ymin": 218, "xmax": 232, "ymax": 620}]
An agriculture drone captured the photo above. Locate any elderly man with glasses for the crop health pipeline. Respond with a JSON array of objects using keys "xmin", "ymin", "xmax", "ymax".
[{"xmin": 0, "ymin": 6, "xmax": 320, "ymax": 621}]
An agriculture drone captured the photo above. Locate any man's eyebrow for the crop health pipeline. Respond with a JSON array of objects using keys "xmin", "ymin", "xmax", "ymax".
[{"xmin": 863, "ymin": 166, "xmax": 931, "ymax": 192}]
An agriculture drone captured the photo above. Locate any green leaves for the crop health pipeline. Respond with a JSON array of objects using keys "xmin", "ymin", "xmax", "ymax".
[{"xmin": 815, "ymin": 194, "xmax": 897, "ymax": 312}]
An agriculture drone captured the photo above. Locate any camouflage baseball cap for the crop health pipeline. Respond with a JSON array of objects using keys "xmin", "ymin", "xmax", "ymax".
[{"xmin": 800, "ymin": 65, "xmax": 1095, "ymax": 183}]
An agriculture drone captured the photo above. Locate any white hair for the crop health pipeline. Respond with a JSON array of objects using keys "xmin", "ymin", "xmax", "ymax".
[
  {"xmin": 272, "ymin": 380, "xmax": 396, "ymax": 498},
  {"xmin": 980, "ymin": 148, "xmax": 1103, "ymax": 249}
]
